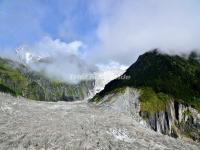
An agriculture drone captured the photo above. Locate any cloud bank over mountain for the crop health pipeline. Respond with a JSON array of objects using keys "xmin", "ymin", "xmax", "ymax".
[
  {"xmin": 15, "ymin": 37, "xmax": 97, "ymax": 83},
  {"xmin": 88, "ymin": 0, "xmax": 200, "ymax": 65}
]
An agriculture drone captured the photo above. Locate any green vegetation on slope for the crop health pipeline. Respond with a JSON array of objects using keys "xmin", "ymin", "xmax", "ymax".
[
  {"xmin": 0, "ymin": 58, "xmax": 28, "ymax": 96},
  {"xmin": 139, "ymin": 87, "xmax": 171, "ymax": 116},
  {"xmin": 92, "ymin": 87, "xmax": 127, "ymax": 102},
  {"xmin": 25, "ymin": 81, "xmax": 45, "ymax": 100}
]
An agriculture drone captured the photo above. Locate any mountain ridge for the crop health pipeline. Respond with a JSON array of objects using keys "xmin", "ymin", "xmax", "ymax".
[
  {"xmin": 0, "ymin": 57, "xmax": 94, "ymax": 101},
  {"xmin": 91, "ymin": 50, "xmax": 200, "ymax": 142}
]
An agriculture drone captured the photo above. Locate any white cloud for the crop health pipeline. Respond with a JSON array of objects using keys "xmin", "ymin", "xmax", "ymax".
[
  {"xmin": 97, "ymin": 61, "xmax": 128, "ymax": 71},
  {"xmin": 30, "ymin": 36, "xmax": 83, "ymax": 57},
  {"xmin": 90, "ymin": 0, "xmax": 200, "ymax": 65}
]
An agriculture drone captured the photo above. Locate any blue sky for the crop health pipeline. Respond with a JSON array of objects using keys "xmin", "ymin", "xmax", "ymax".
[
  {"xmin": 0, "ymin": 0, "xmax": 98, "ymax": 48},
  {"xmin": 1, "ymin": 0, "xmax": 200, "ymax": 66}
]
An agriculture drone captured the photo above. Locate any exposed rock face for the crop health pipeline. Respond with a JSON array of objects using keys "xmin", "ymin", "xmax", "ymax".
[
  {"xmin": 140, "ymin": 100, "xmax": 176, "ymax": 136},
  {"xmin": 141, "ymin": 100, "xmax": 200, "ymax": 142},
  {"xmin": 95, "ymin": 88, "xmax": 144, "ymax": 124},
  {"xmin": 94, "ymin": 87, "xmax": 200, "ymax": 142}
]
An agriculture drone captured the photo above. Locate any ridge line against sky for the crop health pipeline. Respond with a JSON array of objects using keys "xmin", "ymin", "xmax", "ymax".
[{"xmin": 0, "ymin": 0, "xmax": 200, "ymax": 66}]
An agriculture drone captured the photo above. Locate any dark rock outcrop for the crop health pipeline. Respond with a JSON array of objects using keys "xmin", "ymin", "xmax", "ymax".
[{"xmin": 142, "ymin": 100, "xmax": 200, "ymax": 141}]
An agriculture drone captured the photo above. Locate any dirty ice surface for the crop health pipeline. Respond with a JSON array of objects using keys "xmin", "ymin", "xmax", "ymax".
[{"xmin": 0, "ymin": 93, "xmax": 199, "ymax": 150}]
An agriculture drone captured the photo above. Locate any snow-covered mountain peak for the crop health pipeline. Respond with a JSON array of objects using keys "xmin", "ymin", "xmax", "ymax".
[{"xmin": 16, "ymin": 46, "xmax": 52, "ymax": 64}]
